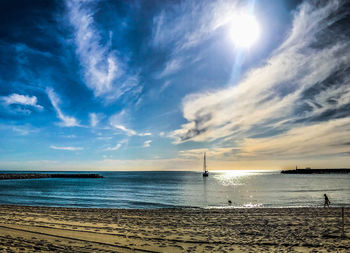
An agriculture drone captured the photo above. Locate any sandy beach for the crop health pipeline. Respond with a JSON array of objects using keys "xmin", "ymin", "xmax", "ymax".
[{"xmin": 0, "ymin": 205, "xmax": 348, "ymax": 252}]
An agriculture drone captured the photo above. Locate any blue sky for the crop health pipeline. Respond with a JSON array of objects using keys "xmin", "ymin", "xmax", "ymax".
[{"xmin": 0, "ymin": 0, "xmax": 349, "ymax": 171}]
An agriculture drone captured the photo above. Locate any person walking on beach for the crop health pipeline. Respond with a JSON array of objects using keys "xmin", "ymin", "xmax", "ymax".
[{"xmin": 324, "ymin": 194, "xmax": 330, "ymax": 208}]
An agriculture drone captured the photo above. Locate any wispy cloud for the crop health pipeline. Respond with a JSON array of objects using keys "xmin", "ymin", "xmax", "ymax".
[
  {"xmin": 157, "ymin": 59, "xmax": 181, "ymax": 78},
  {"xmin": 109, "ymin": 110, "xmax": 151, "ymax": 136},
  {"xmin": 0, "ymin": 123, "xmax": 38, "ymax": 136},
  {"xmin": 178, "ymin": 147, "xmax": 236, "ymax": 160},
  {"xmin": 1, "ymin": 93, "xmax": 43, "ymax": 110},
  {"xmin": 138, "ymin": 132, "xmax": 152, "ymax": 137},
  {"xmin": 143, "ymin": 140, "xmax": 152, "ymax": 148},
  {"xmin": 112, "ymin": 124, "xmax": 137, "ymax": 136},
  {"xmin": 109, "ymin": 110, "xmax": 135, "ymax": 135},
  {"xmin": 46, "ymin": 88, "xmax": 79, "ymax": 127},
  {"xmin": 159, "ymin": 81, "xmax": 171, "ymax": 93},
  {"xmin": 89, "ymin": 112, "xmax": 104, "ymax": 127},
  {"xmin": 89, "ymin": 113, "xmax": 98, "ymax": 127},
  {"xmin": 12, "ymin": 125, "xmax": 38, "ymax": 136},
  {"xmin": 104, "ymin": 143, "xmax": 121, "ymax": 151},
  {"xmin": 66, "ymin": 0, "xmax": 141, "ymax": 102},
  {"xmin": 172, "ymin": 1, "xmax": 350, "ymax": 160},
  {"xmin": 152, "ymin": 0, "xmax": 239, "ymax": 77},
  {"xmin": 50, "ymin": 145, "xmax": 83, "ymax": 151},
  {"xmin": 104, "ymin": 139, "xmax": 128, "ymax": 151},
  {"xmin": 238, "ymin": 118, "xmax": 350, "ymax": 159},
  {"xmin": 97, "ymin": 136, "xmax": 113, "ymax": 140},
  {"xmin": 152, "ymin": 0, "xmax": 236, "ymax": 51},
  {"xmin": 178, "ymin": 118, "xmax": 350, "ymax": 161}
]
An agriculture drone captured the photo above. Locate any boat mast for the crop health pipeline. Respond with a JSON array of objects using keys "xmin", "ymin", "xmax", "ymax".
[{"xmin": 203, "ymin": 152, "xmax": 207, "ymax": 172}]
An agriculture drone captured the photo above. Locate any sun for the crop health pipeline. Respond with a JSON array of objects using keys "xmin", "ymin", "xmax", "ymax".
[{"xmin": 229, "ymin": 13, "xmax": 260, "ymax": 48}]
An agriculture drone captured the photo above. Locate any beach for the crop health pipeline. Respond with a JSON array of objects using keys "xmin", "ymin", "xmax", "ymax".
[{"xmin": 0, "ymin": 205, "xmax": 349, "ymax": 252}]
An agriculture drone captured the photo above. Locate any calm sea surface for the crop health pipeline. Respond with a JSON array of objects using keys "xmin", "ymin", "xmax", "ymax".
[{"xmin": 0, "ymin": 171, "xmax": 349, "ymax": 209}]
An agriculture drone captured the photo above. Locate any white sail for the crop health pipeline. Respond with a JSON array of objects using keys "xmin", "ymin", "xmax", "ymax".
[{"xmin": 203, "ymin": 152, "xmax": 209, "ymax": 177}]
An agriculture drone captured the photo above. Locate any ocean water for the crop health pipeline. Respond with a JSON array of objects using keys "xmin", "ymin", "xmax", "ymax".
[{"xmin": 0, "ymin": 171, "xmax": 349, "ymax": 209}]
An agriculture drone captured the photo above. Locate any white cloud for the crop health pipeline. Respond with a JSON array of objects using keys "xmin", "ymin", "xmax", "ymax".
[
  {"xmin": 109, "ymin": 110, "xmax": 151, "ymax": 136},
  {"xmin": 152, "ymin": 0, "xmax": 237, "ymax": 51},
  {"xmin": 238, "ymin": 118, "xmax": 350, "ymax": 159},
  {"xmin": 109, "ymin": 110, "xmax": 136, "ymax": 135},
  {"xmin": 104, "ymin": 143, "xmax": 121, "ymax": 151},
  {"xmin": 89, "ymin": 113, "xmax": 98, "ymax": 127},
  {"xmin": 1, "ymin": 93, "xmax": 43, "ymax": 110},
  {"xmin": 89, "ymin": 112, "xmax": 104, "ymax": 127},
  {"xmin": 0, "ymin": 124, "xmax": 37, "ymax": 136},
  {"xmin": 12, "ymin": 125, "xmax": 38, "ymax": 136},
  {"xmin": 159, "ymin": 81, "xmax": 171, "ymax": 93},
  {"xmin": 50, "ymin": 145, "xmax": 83, "ymax": 151},
  {"xmin": 178, "ymin": 147, "xmax": 235, "ymax": 159},
  {"xmin": 66, "ymin": 0, "xmax": 141, "ymax": 102},
  {"xmin": 152, "ymin": 0, "xmax": 240, "ymax": 77},
  {"xmin": 97, "ymin": 136, "xmax": 113, "ymax": 140},
  {"xmin": 12, "ymin": 127, "xmax": 30, "ymax": 136},
  {"xmin": 111, "ymin": 124, "xmax": 151, "ymax": 137},
  {"xmin": 46, "ymin": 88, "xmax": 79, "ymax": 127},
  {"xmin": 143, "ymin": 140, "xmax": 152, "ymax": 148},
  {"xmin": 112, "ymin": 124, "xmax": 137, "ymax": 136},
  {"xmin": 138, "ymin": 132, "xmax": 152, "ymax": 136},
  {"xmin": 178, "ymin": 118, "xmax": 350, "ymax": 161},
  {"xmin": 104, "ymin": 139, "xmax": 128, "ymax": 151},
  {"xmin": 172, "ymin": 1, "xmax": 350, "ymax": 160},
  {"xmin": 157, "ymin": 59, "xmax": 181, "ymax": 78}
]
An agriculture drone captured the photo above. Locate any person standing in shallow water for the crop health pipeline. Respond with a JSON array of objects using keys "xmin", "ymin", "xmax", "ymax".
[{"xmin": 324, "ymin": 194, "xmax": 330, "ymax": 208}]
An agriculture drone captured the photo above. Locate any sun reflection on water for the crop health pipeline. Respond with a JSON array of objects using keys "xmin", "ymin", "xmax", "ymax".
[{"xmin": 214, "ymin": 170, "xmax": 260, "ymax": 186}]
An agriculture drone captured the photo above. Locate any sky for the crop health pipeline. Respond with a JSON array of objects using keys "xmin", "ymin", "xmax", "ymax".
[{"xmin": 0, "ymin": 0, "xmax": 349, "ymax": 171}]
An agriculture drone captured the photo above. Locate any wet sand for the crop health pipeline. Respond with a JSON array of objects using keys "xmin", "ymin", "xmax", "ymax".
[{"xmin": 0, "ymin": 205, "xmax": 349, "ymax": 252}]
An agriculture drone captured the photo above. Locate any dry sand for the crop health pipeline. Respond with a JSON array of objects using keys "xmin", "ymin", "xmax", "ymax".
[{"xmin": 0, "ymin": 205, "xmax": 349, "ymax": 252}]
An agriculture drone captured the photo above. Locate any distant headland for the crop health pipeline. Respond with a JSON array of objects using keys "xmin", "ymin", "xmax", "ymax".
[
  {"xmin": 0, "ymin": 173, "xmax": 103, "ymax": 180},
  {"xmin": 281, "ymin": 168, "xmax": 350, "ymax": 174}
]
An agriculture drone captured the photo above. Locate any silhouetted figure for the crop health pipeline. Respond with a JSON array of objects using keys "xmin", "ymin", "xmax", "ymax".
[
  {"xmin": 228, "ymin": 200, "xmax": 232, "ymax": 205},
  {"xmin": 324, "ymin": 194, "xmax": 330, "ymax": 208}
]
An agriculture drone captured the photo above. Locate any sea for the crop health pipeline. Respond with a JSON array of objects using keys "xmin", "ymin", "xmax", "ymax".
[{"xmin": 0, "ymin": 171, "xmax": 349, "ymax": 209}]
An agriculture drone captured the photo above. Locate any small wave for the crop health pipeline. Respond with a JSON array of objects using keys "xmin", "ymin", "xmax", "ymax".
[
  {"xmin": 127, "ymin": 200, "xmax": 180, "ymax": 208},
  {"xmin": 278, "ymin": 188, "xmax": 350, "ymax": 193},
  {"xmin": 243, "ymin": 203, "xmax": 263, "ymax": 208}
]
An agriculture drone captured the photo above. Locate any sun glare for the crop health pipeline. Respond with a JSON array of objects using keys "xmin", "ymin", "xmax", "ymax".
[{"xmin": 229, "ymin": 13, "xmax": 260, "ymax": 48}]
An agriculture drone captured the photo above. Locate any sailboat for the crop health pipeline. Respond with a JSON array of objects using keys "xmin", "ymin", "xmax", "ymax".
[{"xmin": 202, "ymin": 152, "xmax": 209, "ymax": 177}]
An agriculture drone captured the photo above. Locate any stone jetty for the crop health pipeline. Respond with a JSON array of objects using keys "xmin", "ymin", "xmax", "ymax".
[
  {"xmin": 0, "ymin": 173, "xmax": 103, "ymax": 180},
  {"xmin": 281, "ymin": 168, "xmax": 350, "ymax": 174}
]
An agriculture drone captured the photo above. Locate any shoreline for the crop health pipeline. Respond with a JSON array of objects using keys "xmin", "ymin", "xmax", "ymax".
[
  {"xmin": 0, "ymin": 203, "xmax": 350, "ymax": 211},
  {"xmin": 0, "ymin": 205, "xmax": 349, "ymax": 252},
  {"xmin": 2, "ymin": 203, "xmax": 350, "ymax": 210}
]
